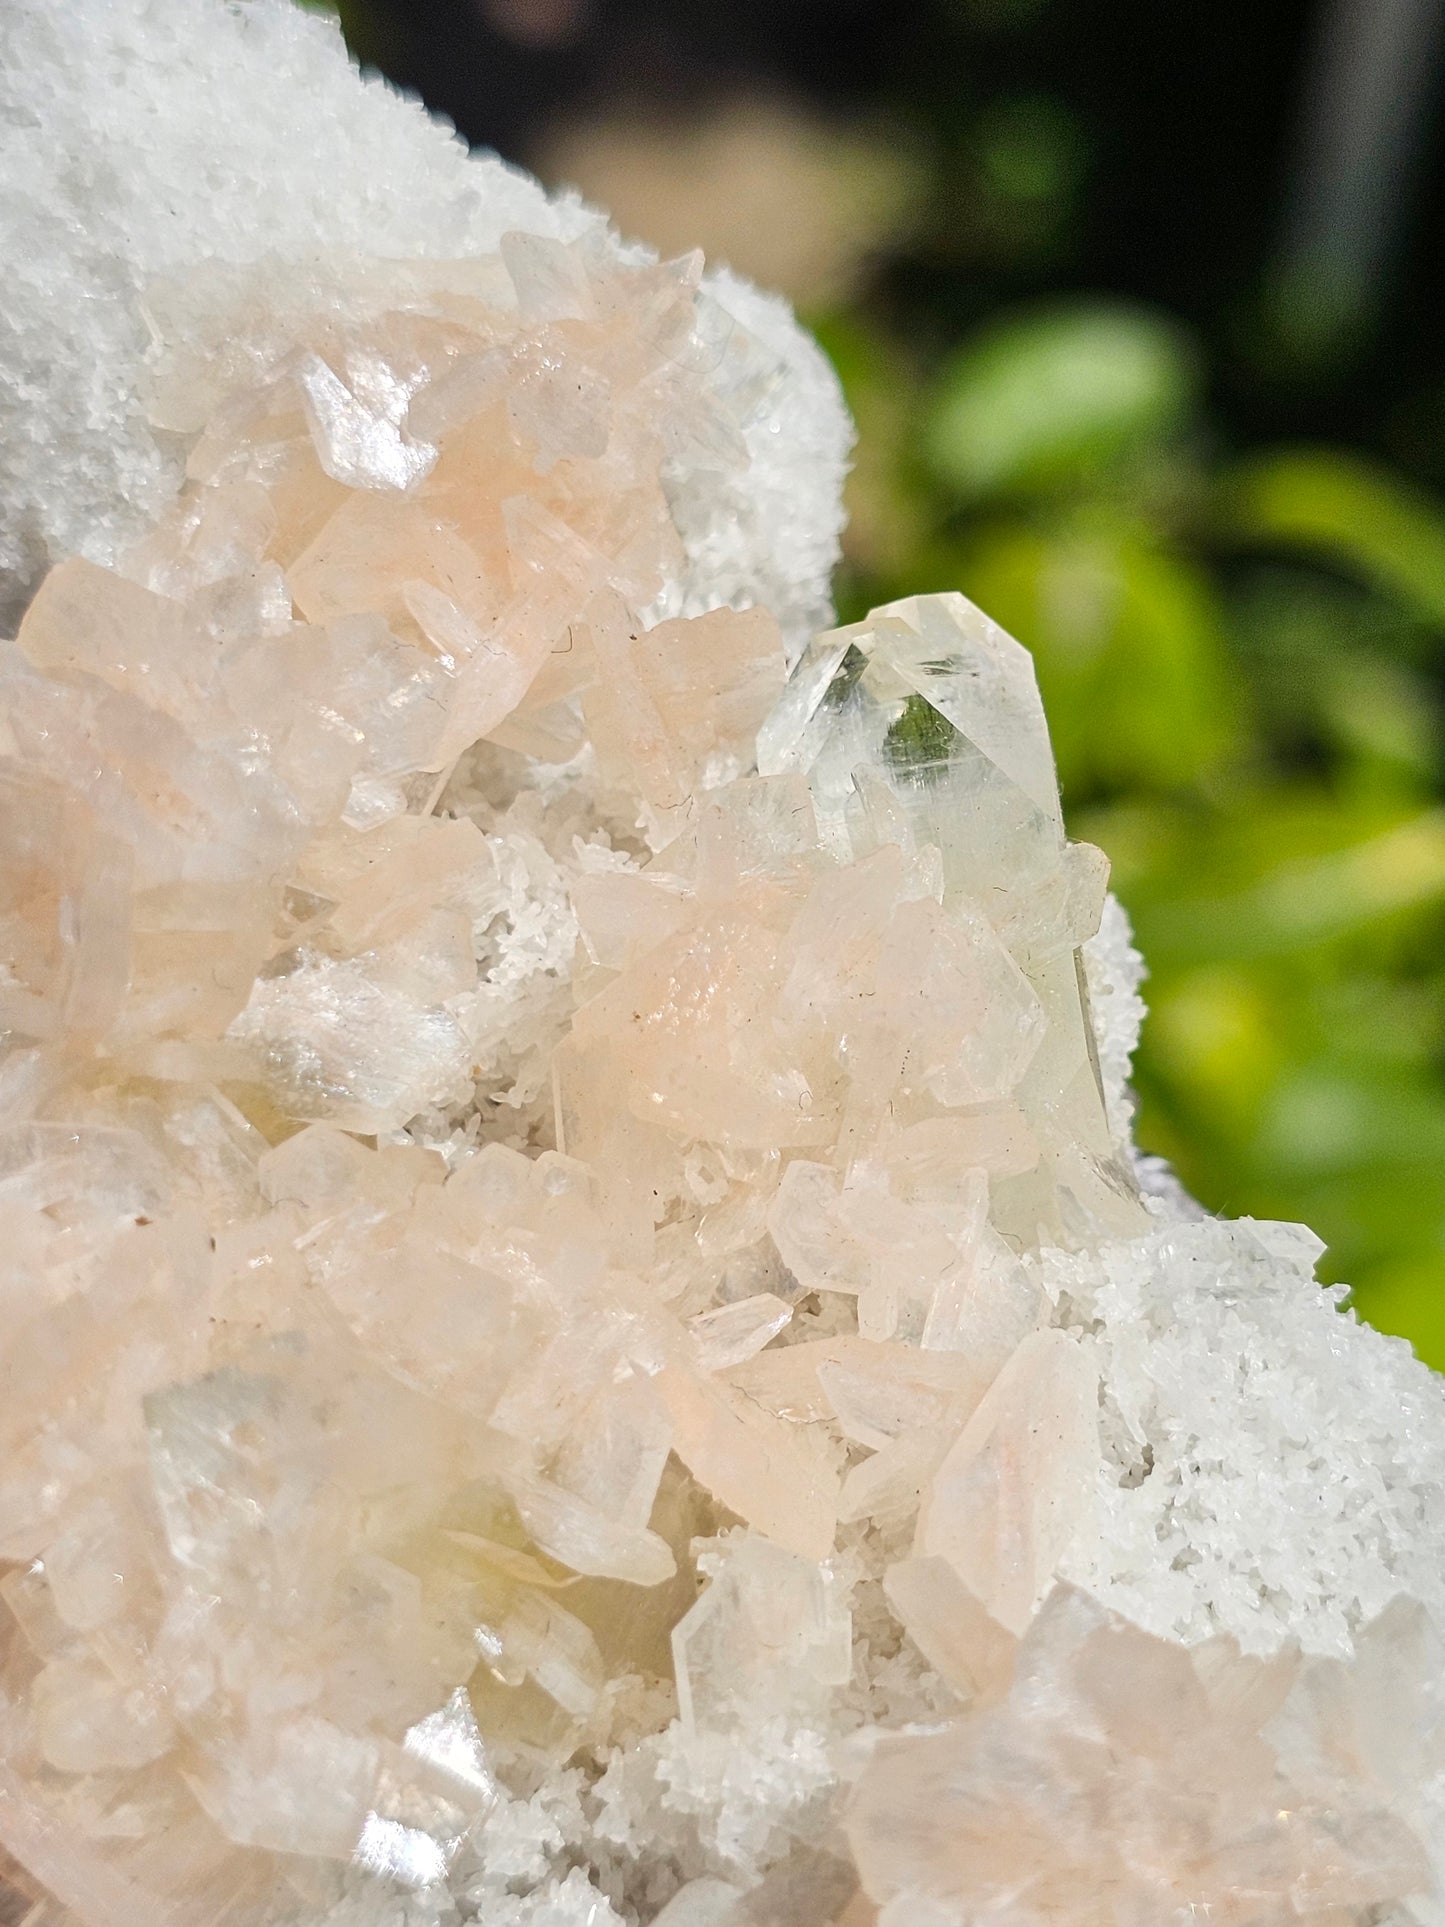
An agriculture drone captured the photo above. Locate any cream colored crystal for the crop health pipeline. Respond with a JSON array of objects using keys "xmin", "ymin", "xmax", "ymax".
[
  {"xmin": 0, "ymin": 179, "xmax": 1438, "ymax": 1927},
  {"xmin": 916, "ymin": 1328, "xmax": 1100, "ymax": 1634},
  {"xmin": 847, "ymin": 1587, "xmax": 1432, "ymax": 1926}
]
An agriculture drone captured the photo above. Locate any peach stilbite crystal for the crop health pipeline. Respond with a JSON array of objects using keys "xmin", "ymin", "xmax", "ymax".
[
  {"xmin": 4, "ymin": 5, "xmax": 1445, "ymax": 1927},
  {"xmin": 846, "ymin": 1587, "xmax": 1433, "ymax": 1927}
]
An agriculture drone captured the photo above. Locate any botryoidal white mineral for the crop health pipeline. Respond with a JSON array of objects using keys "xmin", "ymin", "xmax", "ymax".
[{"xmin": 1, "ymin": 5, "xmax": 1445, "ymax": 1925}]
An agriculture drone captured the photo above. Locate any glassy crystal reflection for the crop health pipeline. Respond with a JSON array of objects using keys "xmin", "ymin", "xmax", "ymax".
[
  {"xmin": 761, "ymin": 590, "xmax": 1138, "ymax": 1243},
  {"xmin": 0, "ymin": 196, "xmax": 1436, "ymax": 1927}
]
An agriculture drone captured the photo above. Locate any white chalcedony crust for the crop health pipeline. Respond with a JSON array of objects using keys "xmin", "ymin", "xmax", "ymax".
[{"xmin": 2, "ymin": 6, "xmax": 1445, "ymax": 1927}]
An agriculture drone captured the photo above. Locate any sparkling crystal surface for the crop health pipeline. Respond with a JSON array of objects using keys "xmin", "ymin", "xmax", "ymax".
[{"xmin": 3, "ymin": 6, "xmax": 1445, "ymax": 1926}]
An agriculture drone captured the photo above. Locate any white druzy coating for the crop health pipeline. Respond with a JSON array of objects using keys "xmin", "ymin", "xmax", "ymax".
[{"xmin": 0, "ymin": 0, "xmax": 850, "ymax": 645}]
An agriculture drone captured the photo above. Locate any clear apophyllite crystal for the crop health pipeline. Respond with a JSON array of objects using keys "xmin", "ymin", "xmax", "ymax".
[
  {"xmin": 4, "ymin": 3, "xmax": 1445, "ymax": 1924},
  {"xmin": 759, "ymin": 590, "xmax": 1139, "ymax": 1246}
]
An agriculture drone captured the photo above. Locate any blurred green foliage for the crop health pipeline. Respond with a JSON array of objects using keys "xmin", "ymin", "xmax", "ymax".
[{"xmin": 818, "ymin": 299, "xmax": 1445, "ymax": 1365}]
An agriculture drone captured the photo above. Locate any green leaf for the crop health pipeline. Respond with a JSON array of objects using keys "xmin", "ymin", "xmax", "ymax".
[
  {"xmin": 1229, "ymin": 567, "xmax": 1440, "ymax": 785},
  {"xmin": 974, "ymin": 95, "xmax": 1088, "ymax": 207},
  {"xmin": 1221, "ymin": 450, "xmax": 1445, "ymax": 629},
  {"xmin": 1136, "ymin": 807, "xmax": 1445, "ymax": 964},
  {"xmin": 925, "ymin": 302, "xmax": 1200, "ymax": 499},
  {"xmin": 955, "ymin": 518, "xmax": 1237, "ymax": 794},
  {"xmin": 1254, "ymin": 1064, "xmax": 1445, "ymax": 1177},
  {"xmin": 1351, "ymin": 1256, "xmax": 1445, "ymax": 1372}
]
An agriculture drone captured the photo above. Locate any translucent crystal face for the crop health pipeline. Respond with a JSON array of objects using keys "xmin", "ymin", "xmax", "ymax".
[
  {"xmin": 0, "ymin": 197, "xmax": 1438, "ymax": 1927},
  {"xmin": 760, "ymin": 591, "xmax": 1135, "ymax": 1242},
  {"xmin": 846, "ymin": 1586, "xmax": 1435, "ymax": 1927},
  {"xmin": 758, "ymin": 591, "xmax": 1063, "ymax": 862}
]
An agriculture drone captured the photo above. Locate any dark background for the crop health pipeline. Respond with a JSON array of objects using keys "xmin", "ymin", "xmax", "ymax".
[{"xmin": 333, "ymin": 0, "xmax": 1445, "ymax": 474}]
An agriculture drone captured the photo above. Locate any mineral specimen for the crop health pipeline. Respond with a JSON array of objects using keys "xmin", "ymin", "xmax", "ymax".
[{"xmin": 2, "ymin": 4, "xmax": 1445, "ymax": 1926}]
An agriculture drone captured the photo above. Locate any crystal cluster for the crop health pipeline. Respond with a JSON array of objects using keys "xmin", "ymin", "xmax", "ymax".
[{"xmin": 3, "ymin": 5, "xmax": 1445, "ymax": 1926}]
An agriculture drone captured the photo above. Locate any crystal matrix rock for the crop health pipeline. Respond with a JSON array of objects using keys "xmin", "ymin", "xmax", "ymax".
[{"xmin": 4, "ymin": 6, "xmax": 1445, "ymax": 1927}]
